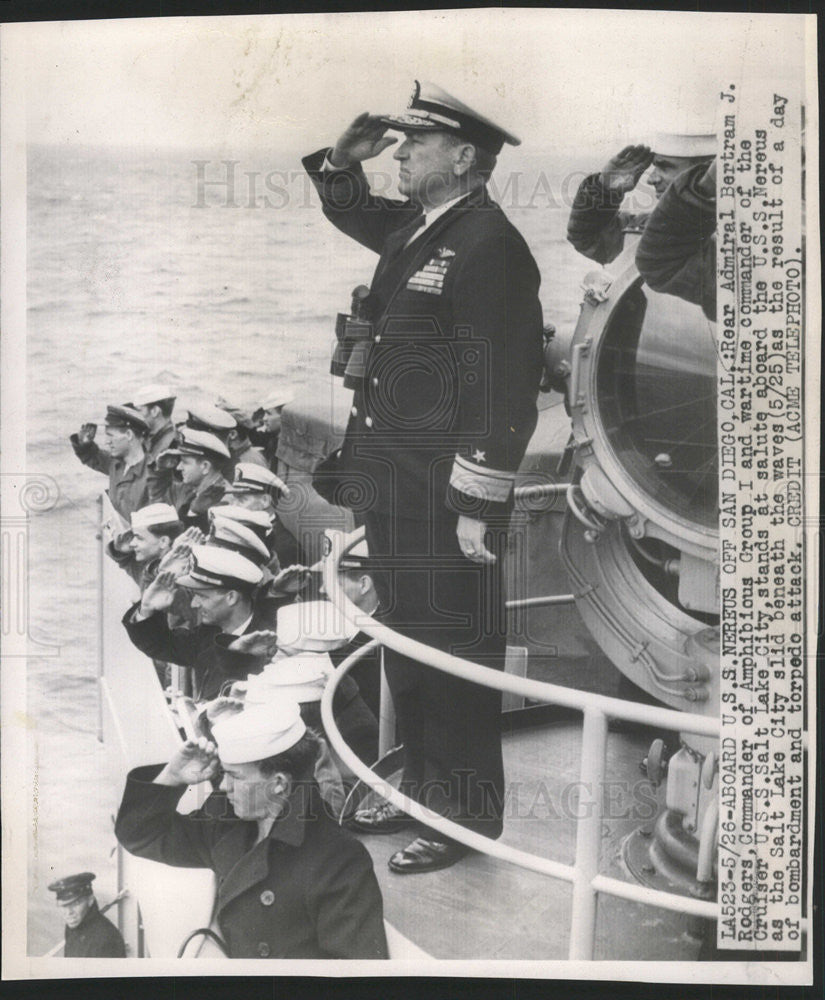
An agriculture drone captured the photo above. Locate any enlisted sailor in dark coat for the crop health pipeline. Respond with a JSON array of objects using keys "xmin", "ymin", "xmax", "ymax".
[
  {"xmin": 566, "ymin": 131, "xmax": 715, "ymax": 265},
  {"xmin": 115, "ymin": 703, "xmax": 388, "ymax": 959},
  {"xmin": 70, "ymin": 405, "xmax": 153, "ymax": 521},
  {"xmin": 304, "ymin": 81, "xmax": 544, "ymax": 873},
  {"xmin": 635, "ymin": 158, "xmax": 717, "ymax": 321},
  {"xmin": 48, "ymin": 872, "xmax": 126, "ymax": 958}
]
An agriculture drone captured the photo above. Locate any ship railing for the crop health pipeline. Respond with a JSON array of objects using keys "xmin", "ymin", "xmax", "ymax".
[{"xmin": 318, "ymin": 526, "xmax": 721, "ymax": 961}]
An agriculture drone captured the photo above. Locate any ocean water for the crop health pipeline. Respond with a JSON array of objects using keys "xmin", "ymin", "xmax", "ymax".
[{"xmin": 24, "ymin": 142, "xmax": 588, "ymax": 954}]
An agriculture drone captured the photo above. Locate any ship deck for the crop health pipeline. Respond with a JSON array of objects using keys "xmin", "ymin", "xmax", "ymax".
[{"xmin": 354, "ymin": 718, "xmax": 705, "ymax": 961}]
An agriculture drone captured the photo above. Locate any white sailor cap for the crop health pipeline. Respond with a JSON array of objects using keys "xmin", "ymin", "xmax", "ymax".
[
  {"xmin": 130, "ymin": 502, "xmax": 181, "ymax": 532},
  {"xmin": 276, "ymin": 600, "xmax": 358, "ymax": 653},
  {"xmin": 245, "ymin": 653, "xmax": 333, "ymax": 705},
  {"xmin": 186, "ymin": 403, "xmax": 237, "ymax": 433},
  {"xmin": 176, "ymin": 544, "xmax": 263, "ymax": 591},
  {"xmin": 225, "ymin": 463, "xmax": 289, "ymax": 498},
  {"xmin": 209, "ymin": 515, "xmax": 271, "ymax": 564},
  {"xmin": 650, "ymin": 131, "xmax": 716, "ymax": 158},
  {"xmin": 208, "ymin": 504, "xmax": 273, "ymax": 542},
  {"xmin": 212, "ymin": 700, "xmax": 306, "ymax": 765},
  {"xmin": 131, "ymin": 383, "xmax": 177, "ymax": 407},
  {"xmin": 165, "ymin": 427, "xmax": 231, "ymax": 462},
  {"xmin": 380, "ymin": 80, "xmax": 520, "ymax": 155},
  {"xmin": 261, "ymin": 388, "xmax": 294, "ymax": 411}
]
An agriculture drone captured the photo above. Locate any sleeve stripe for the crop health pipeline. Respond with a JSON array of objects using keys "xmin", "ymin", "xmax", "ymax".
[
  {"xmin": 450, "ymin": 457, "xmax": 515, "ymax": 503},
  {"xmin": 453, "ymin": 454, "xmax": 515, "ymax": 482}
]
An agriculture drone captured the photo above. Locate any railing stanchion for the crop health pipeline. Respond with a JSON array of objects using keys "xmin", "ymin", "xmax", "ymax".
[
  {"xmin": 378, "ymin": 646, "xmax": 395, "ymax": 758},
  {"xmin": 569, "ymin": 707, "xmax": 607, "ymax": 960},
  {"xmin": 96, "ymin": 494, "xmax": 104, "ymax": 743}
]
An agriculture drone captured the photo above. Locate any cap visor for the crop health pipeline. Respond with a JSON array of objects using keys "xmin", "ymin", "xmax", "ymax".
[
  {"xmin": 175, "ymin": 574, "xmax": 218, "ymax": 591},
  {"xmin": 379, "ymin": 113, "xmax": 442, "ymax": 131}
]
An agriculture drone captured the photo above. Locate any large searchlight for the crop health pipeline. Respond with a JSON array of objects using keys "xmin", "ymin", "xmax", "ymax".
[{"xmin": 557, "ymin": 240, "xmax": 721, "ymax": 899}]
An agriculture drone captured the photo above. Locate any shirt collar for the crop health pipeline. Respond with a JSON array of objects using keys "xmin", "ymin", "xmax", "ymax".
[
  {"xmin": 227, "ymin": 612, "xmax": 254, "ymax": 636},
  {"xmin": 195, "ymin": 467, "xmax": 225, "ymax": 496},
  {"xmin": 421, "ymin": 189, "xmax": 473, "ymax": 231}
]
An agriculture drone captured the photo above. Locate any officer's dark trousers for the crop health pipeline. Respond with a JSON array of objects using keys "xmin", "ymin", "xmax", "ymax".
[{"xmin": 364, "ymin": 508, "xmax": 507, "ymax": 839}]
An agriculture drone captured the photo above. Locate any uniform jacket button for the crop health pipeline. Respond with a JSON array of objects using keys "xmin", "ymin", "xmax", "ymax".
[
  {"xmin": 260, "ymin": 890, "xmax": 275, "ymax": 906},
  {"xmin": 351, "ymin": 406, "xmax": 358, "ymax": 417},
  {"xmin": 258, "ymin": 942, "xmax": 271, "ymax": 957},
  {"xmin": 374, "ymin": 335, "xmax": 381, "ymax": 343},
  {"xmin": 371, "ymin": 377, "xmax": 379, "ymax": 387},
  {"xmin": 365, "ymin": 416, "xmax": 373, "ymax": 428}
]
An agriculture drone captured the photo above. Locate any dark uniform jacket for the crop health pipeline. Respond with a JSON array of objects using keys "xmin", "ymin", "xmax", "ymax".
[
  {"xmin": 176, "ymin": 471, "xmax": 230, "ymax": 533},
  {"xmin": 122, "ymin": 595, "xmax": 286, "ymax": 702},
  {"xmin": 69, "ymin": 438, "xmax": 153, "ymax": 521},
  {"xmin": 303, "ymin": 148, "xmax": 544, "ymax": 522},
  {"xmin": 145, "ymin": 421, "xmax": 178, "ymax": 466},
  {"xmin": 229, "ymin": 440, "xmax": 269, "ymax": 474},
  {"xmin": 567, "ymin": 172, "xmax": 650, "ymax": 266},
  {"xmin": 115, "ymin": 766, "xmax": 388, "ymax": 959},
  {"xmin": 635, "ymin": 161, "xmax": 717, "ymax": 321},
  {"xmin": 63, "ymin": 901, "xmax": 126, "ymax": 958}
]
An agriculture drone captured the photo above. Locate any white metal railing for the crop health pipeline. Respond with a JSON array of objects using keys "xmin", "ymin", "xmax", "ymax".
[{"xmin": 319, "ymin": 527, "xmax": 721, "ymax": 961}]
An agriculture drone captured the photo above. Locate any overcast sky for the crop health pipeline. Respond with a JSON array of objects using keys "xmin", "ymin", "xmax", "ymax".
[{"xmin": 6, "ymin": 9, "xmax": 810, "ymax": 157}]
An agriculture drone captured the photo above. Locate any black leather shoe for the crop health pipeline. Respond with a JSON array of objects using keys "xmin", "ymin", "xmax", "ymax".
[
  {"xmin": 388, "ymin": 836, "xmax": 470, "ymax": 874},
  {"xmin": 350, "ymin": 800, "xmax": 414, "ymax": 835}
]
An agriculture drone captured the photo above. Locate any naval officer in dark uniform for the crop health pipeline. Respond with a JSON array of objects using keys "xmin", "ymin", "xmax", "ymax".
[
  {"xmin": 48, "ymin": 872, "xmax": 126, "ymax": 957},
  {"xmin": 304, "ymin": 82, "xmax": 543, "ymax": 873}
]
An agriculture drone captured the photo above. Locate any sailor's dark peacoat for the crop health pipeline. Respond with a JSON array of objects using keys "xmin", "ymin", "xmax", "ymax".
[
  {"xmin": 63, "ymin": 901, "xmax": 126, "ymax": 958},
  {"xmin": 566, "ymin": 172, "xmax": 650, "ymax": 265},
  {"xmin": 115, "ymin": 766, "xmax": 388, "ymax": 959}
]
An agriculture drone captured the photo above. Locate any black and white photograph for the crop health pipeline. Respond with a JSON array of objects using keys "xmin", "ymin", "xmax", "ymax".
[{"xmin": 0, "ymin": 6, "xmax": 818, "ymax": 984}]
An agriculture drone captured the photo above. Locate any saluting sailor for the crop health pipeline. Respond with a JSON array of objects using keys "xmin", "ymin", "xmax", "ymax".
[
  {"xmin": 304, "ymin": 82, "xmax": 544, "ymax": 873},
  {"xmin": 566, "ymin": 129, "xmax": 715, "ymax": 266},
  {"xmin": 161, "ymin": 426, "xmax": 232, "ymax": 533},
  {"xmin": 115, "ymin": 702, "xmax": 388, "ymax": 958},
  {"xmin": 223, "ymin": 460, "xmax": 297, "ymax": 567},
  {"xmin": 70, "ymin": 404, "xmax": 153, "ymax": 520}
]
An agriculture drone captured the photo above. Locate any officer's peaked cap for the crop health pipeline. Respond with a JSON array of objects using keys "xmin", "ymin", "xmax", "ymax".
[
  {"xmin": 48, "ymin": 872, "xmax": 96, "ymax": 904},
  {"xmin": 175, "ymin": 544, "xmax": 262, "ymax": 591},
  {"xmin": 380, "ymin": 80, "xmax": 520, "ymax": 155}
]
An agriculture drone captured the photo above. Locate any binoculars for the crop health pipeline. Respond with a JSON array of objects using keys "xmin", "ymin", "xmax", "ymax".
[{"xmin": 331, "ymin": 285, "xmax": 374, "ymax": 391}]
